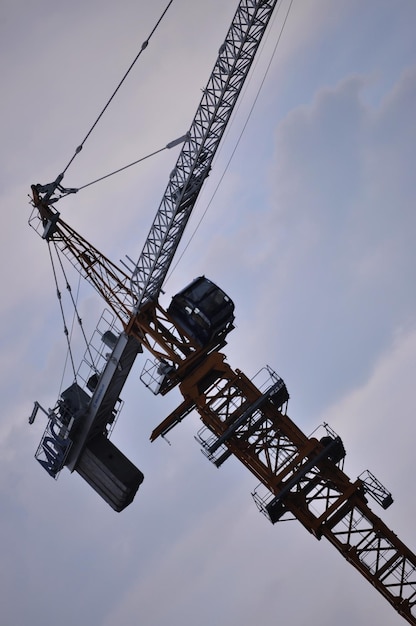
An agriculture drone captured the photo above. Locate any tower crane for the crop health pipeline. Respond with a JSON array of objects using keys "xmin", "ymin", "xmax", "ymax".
[{"xmin": 28, "ymin": 1, "xmax": 416, "ymax": 623}]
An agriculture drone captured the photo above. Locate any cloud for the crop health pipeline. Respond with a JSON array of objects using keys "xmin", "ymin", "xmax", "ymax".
[
  {"xmin": 213, "ymin": 66, "xmax": 416, "ymax": 424},
  {"xmin": 330, "ymin": 325, "xmax": 416, "ymax": 531}
]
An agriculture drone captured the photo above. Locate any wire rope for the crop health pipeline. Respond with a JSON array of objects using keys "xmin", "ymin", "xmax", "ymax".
[
  {"xmin": 76, "ymin": 147, "xmax": 167, "ymax": 191},
  {"xmin": 47, "ymin": 242, "xmax": 78, "ymax": 385},
  {"xmin": 73, "ymin": 132, "xmax": 189, "ymax": 192},
  {"xmin": 38, "ymin": 4, "xmax": 176, "ymax": 401},
  {"xmin": 53, "ymin": 242, "xmax": 97, "ymax": 374},
  {"xmin": 57, "ymin": 271, "xmax": 83, "ymax": 396},
  {"xmin": 61, "ymin": 0, "xmax": 174, "ymax": 176}
]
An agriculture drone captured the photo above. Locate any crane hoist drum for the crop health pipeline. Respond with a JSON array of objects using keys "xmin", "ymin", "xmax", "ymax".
[{"xmin": 167, "ymin": 276, "xmax": 235, "ymax": 347}]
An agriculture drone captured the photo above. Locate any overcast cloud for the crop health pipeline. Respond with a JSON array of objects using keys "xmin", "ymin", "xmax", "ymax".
[{"xmin": 1, "ymin": 1, "xmax": 416, "ymax": 625}]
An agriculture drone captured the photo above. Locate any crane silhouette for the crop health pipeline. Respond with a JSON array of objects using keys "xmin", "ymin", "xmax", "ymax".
[{"xmin": 28, "ymin": 1, "xmax": 416, "ymax": 623}]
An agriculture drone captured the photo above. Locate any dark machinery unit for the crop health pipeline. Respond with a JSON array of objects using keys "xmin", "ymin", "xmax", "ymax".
[
  {"xmin": 168, "ymin": 276, "xmax": 235, "ymax": 346},
  {"xmin": 76, "ymin": 433, "xmax": 144, "ymax": 512}
]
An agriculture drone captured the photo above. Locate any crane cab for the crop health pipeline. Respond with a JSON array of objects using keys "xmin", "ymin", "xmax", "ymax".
[{"xmin": 168, "ymin": 276, "xmax": 234, "ymax": 347}]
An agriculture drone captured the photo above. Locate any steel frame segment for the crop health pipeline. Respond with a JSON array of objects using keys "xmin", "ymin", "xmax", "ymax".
[
  {"xmin": 298, "ymin": 474, "xmax": 359, "ymax": 526},
  {"xmin": 150, "ymin": 351, "xmax": 232, "ymax": 441},
  {"xmin": 250, "ymin": 433, "xmax": 416, "ymax": 625},
  {"xmin": 165, "ymin": 354, "xmax": 314, "ymax": 485},
  {"xmin": 151, "ymin": 351, "xmax": 416, "ymax": 623},
  {"xmin": 126, "ymin": 302, "xmax": 198, "ymax": 362},
  {"xmin": 125, "ymin": 304, "xmax": 232, "ymax": 393},
  {"xmin": 129, "ymin": 0, "xmax": 280, "ymax": 310},
  {"xmin": 44, "ymin": 215, "xmax": 134, "ymax": 324},
  {"xmin": 267, "ymin": 463, "xmax": 361, "ymax": 531},
  {"xmin": 321, "ymin": 500, "xmax": 416, "ymax": 624}
]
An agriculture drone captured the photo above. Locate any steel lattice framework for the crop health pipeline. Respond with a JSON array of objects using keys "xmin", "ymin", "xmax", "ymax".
[
  {"xmin": 128, "ymin": 0, "xmax": 280, "ymax": 310},
  {"xmin": 150, "ymin": 352, "xmax": 416, "ymax": 625},
  {"xmin": 28, "ymin": 210, "xmax": 134, "ymax": 323}
]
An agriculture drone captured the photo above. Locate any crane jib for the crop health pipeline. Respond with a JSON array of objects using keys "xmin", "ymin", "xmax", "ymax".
[{"xmin": 128, "ymin": 0, "xmax": 280, "ymax": 311}]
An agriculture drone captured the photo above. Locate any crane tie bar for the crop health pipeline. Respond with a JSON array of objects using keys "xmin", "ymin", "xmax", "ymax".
[
  {"xmin": 61, "ymin": 0, "xmax": 174, "ymax": 176},
  {"xmin": 76, "ymin": 134, "xmax": 188, "ymax": 192}
]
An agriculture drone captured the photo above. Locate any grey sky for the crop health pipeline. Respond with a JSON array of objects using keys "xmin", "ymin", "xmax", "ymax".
[{"xmin": 1, "ymin": 1, "xmax": 416, "ymax": 624}]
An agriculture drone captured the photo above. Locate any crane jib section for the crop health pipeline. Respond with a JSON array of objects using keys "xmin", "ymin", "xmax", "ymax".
[{"xmin": 129, "ymin": 0, "xmax": 280, "ymax": 310}]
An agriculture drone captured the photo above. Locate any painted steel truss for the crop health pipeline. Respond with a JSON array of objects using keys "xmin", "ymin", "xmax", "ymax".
[
  {"xmin": 151, "ymin": 353, "xmax": 416, "ymax": 625},
  {"xmin": 128, "ymin": 0, "xmax": 281, "ymax": 309}
]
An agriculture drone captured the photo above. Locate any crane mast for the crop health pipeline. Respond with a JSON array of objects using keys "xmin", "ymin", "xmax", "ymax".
[
  {"xmin": 150, "ymin": 354, "xmax": 416, "ymax": 623},
  {"xmin": 28, "ymin": 1, "xmax": 416, "ymax": 623}
]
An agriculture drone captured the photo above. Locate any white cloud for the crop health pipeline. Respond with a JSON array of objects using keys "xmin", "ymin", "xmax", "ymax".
[{"xmin": 217, "ymin": 65, "xmax": 416, "ymax": 423}]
